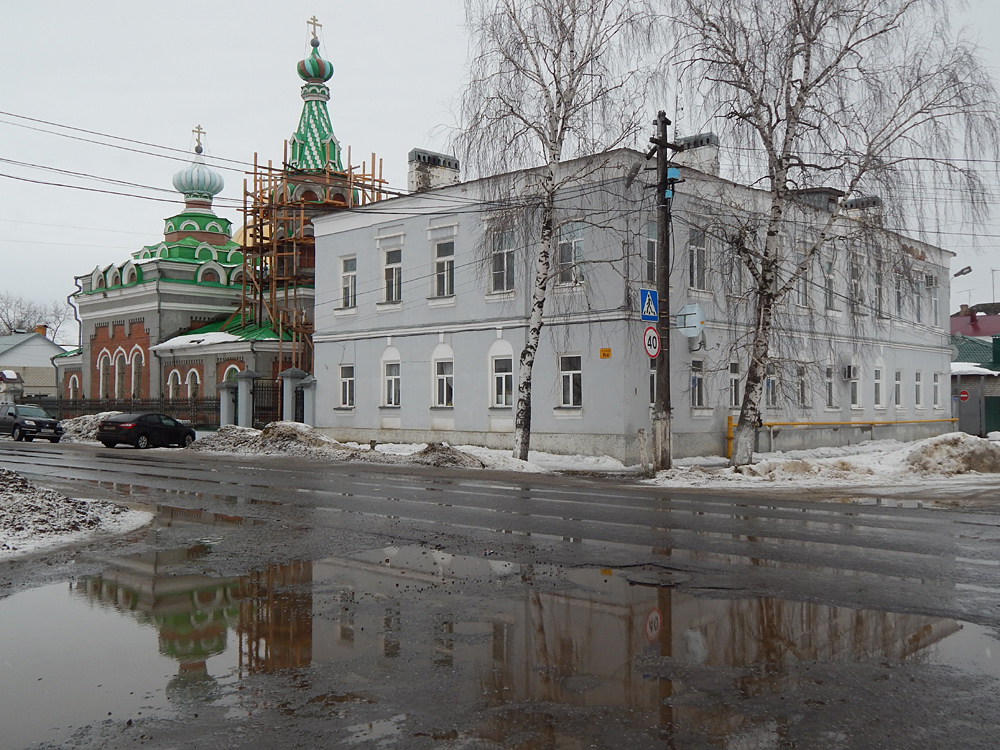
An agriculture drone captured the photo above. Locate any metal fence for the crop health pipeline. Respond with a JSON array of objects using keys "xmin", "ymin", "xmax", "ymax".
[{"xmin": 29, "ymin": 398, "xmax": 222, "ymax": 428}]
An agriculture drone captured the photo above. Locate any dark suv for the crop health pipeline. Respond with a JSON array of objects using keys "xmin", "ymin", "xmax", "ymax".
[{"xmin": 0, "ymin": 403, "xmax": 64, "ymax": 443}]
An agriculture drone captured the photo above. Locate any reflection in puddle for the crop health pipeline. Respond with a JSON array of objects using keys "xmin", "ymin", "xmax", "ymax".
[{"xmin": 1, "ymin": 544, "xmax": 997, "ymax": 747}]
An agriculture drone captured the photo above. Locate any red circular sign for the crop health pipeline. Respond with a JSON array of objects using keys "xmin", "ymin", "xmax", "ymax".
[
  {"xmin": 643, "ymin": 326, "xmax": 660, "ymax": 358},
  {"xmin": 960, "ymin": 390, "xmax": 970, "ymax": 402}
]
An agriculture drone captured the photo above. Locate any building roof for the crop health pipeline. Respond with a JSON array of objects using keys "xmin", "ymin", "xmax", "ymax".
[
  {"xmin": 289, "ymin": 35, "xmax": 343, "ymax": 173},
  {"xmin": 951, "ymin": 334, "xmax": 994, "ymax": 366},
  {"xmin": 150, "ymin": 318, "xmax": 292, "ymax": 351},
  {"xmin": 0, "ymin": 332, "xmax": 64, "ymax": 357},
  {"xmin": 952, "ymin": 362, "xmax": 1000, "ymax": 377},
  {"xmin": 950, "ymin": 311, "xmax": 1000, "ymax": 338}
]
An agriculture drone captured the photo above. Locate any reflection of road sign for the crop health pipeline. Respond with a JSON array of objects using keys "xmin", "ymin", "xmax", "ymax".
[
  {"xmin": 640, "ymin": 288, "xmax": 659, "ymax": 322},
  {"xmin": 643, "ymin": 326, "xmax": 660, "ymax": 358},
  {"xmin": 645, "ymin": 607, "xmax": 662, "ymax": 642},
  {"xmin": 960, "ymin": 390, "xmax": 970, "ymax": 402}
]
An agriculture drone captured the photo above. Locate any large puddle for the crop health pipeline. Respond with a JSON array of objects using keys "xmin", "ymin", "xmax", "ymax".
[{"xmin": 1, "ymin": 543, "xmax": 998, "ymax": 748}]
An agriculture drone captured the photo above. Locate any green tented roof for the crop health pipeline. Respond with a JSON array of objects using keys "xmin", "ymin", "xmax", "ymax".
[
  {"xmin": 188, "ymin": 318, "xmax": 294, "ymax": 341},
  {"xmin": 952, "ymin": 334, "xmax": 998, "ymax": 369}
]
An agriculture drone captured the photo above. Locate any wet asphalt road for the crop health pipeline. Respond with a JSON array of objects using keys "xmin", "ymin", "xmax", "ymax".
[{"xmin": 1, "ymin": 441, "xmax": 1000, "ymax": 749}]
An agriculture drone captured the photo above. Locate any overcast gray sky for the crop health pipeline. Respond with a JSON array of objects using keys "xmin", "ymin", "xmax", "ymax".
[{"xmin": 1, "ymin": 0, "xmax": 999, "ymax": 340}]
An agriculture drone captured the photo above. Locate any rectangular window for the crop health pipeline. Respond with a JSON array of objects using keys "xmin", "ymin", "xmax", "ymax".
[
  {"xmin": 874, "ymin": 262, "xmax": 885, "ymax": 317},
  {"xmin": 492, "ymin": 230, "xmax": 515, "ymax": 292},
  {"xmin": 849, "ymin": 367, "xmax": 861, "ymax": 408},
  {"xmin": 764, "ymin": 364, "xmax": 778, "ymax": 408},
  {"xmin": 933, "ymin": 372, "xmax": 941, "ymax": 408},
  {"xmin": 688, "ymin": 228, "xmax": 707, "ymax": 290},
  {"xmin": 340, "ymin": 365, "xmax": 355, "ymax": 407},
  {"xmin": 874, "ymin": 367, "xmax": 884, "ymax": 408},
  {"xmin": 493, "ymin": 357, "xmax": 513, "ymax": 407},
  {"xmin": 691, "ymin": 359, "xmax": 705, "ymax": 407},
  {"xmin": 894, "ymin": 370, "xmax": 903, "ymax": 407},
  {"xmin": 384, "ymin": 247, "xmax": 402, "ymax": 303},
  {"xmin": 796, "ymin": 365, "xmax": 808, "ymax": 408},
  {"xmin": 849, "ymin": 256, "xmax": 863, "ymax": 313},
  {"xmin": 895, "ymin": 274, "xmax": 905, "ymax": 317},
  {"xmin": 729, "ymin": 362, "xmax": 741, "ymax": 408},
  {"xmin": 341, "ymin": 257, "xmax": 357, "ymax": 308},
  {"xmin": 645, "ymin": 220, "xmax": 657, "ymax": 284},
  {"xmin": 557, "ymin": 222, "xmax": 584, "ymax": 284},
  {"xmin": 435, "ymin": 360, "xmax": 454, "ymax": 406},
  {"xmin": 794, "ymin": 253, "xmax": 808, "ymax": 306},
  {"xmin": 914, "ymin": 371, "xmax": 923, "ymax": 408},
  {"xmin": 823, "ymin": 260, "xmax": 837, "ymax": 310},
  {"xmin": 825, "ymin": 366, "xmax": 836, "ymax": 408},
  {"xmin": 930, "ymin": 281, "xmax": 940, "ymax": 326},
  {"xmin": 434, "ymin": 241, "xmax": 455, "ymax": 297},
  {"xmin": 728, "ymin": 250, "xmax": 744, "ymax": 296},
  {"xmin": 559, "ymin": 355, "xmax": 582, "ymax": 407},
  {"xmin": 914, "ymin": 284, "xmax": 924, "ymax": 324},
  {"xmin": 384, "ymin": 362, "xmax": 401, "ymax": 406}
]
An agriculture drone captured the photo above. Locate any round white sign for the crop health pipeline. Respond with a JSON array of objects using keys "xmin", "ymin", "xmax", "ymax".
[{"xmin": 643, "ymin": 326, "xmax": 660, "ymax": 358}]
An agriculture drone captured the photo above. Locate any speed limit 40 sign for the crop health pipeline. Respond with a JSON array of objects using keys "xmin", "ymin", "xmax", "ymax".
[{"xmin": 643, "ymin": 326, "xmax": 661, "ymax": 358}]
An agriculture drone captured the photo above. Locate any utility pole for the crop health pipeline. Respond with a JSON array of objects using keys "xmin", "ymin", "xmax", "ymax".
[{"xmin": 648, "ymin": 111, "xmax": 682, "ymax": 471}]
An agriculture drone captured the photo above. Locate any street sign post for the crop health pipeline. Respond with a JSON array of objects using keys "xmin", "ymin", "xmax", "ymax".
[
  {"xmin": 640, "ymin": 288, "xmax": 659, "ymax": 322},
  {"xmin": 643, "ymin": 326, "xmax": 660, "ymax": 358}
]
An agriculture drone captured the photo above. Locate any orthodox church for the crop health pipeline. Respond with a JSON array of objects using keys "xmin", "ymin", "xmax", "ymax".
[{"xmin": 54, "ymin": 20, "xmax": 381, "ymax": 421}]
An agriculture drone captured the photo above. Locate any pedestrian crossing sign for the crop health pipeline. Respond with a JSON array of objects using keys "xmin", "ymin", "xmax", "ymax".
[{"xmin": 640, "ymin": 288, "xmax": 659, "ymax": 322}]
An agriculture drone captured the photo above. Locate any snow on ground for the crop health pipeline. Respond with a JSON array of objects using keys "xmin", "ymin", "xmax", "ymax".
[
  {"xmin": 59, "ymin": 411, "xmax": 122, "ymax": 443},
  {"xmin": 0, "ymin": 467, "xmax": 151, "ymax": 561}
]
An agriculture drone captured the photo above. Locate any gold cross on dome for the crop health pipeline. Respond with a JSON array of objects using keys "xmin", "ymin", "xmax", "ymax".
[
  {"xmin": 308, "ymin": 16, "xmax": 322, "ymax": 38},
  {"xmin": 192, "ymin": 124, "xmax": 205, "ymax": 150}
]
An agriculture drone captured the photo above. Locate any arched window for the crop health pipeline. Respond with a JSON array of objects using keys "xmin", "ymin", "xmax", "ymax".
[
  {"xmin": 68, "ymin": 374, "xmax": 80, "ymax": 400},
  {"xmin": 223, "ymin": 365, "xmax": 241, "ymax": 382},
  {"xmin": 186, "ymin": 369, "xmax": 200, "ymax": 400},
  {"xmin": 99, "ymin": 356, "xmax": 111, "ymax": 399},
  {"xmin": 167, "ymin": 370, "xmax": 182, "ymax": 401},
  {"xmin": 201, "ymin": 269, "xmax": 219, "ymax": 283},
  {"xmin": 114, "ymin": 354, "xmax": 127, "ymax": 399},
  {"xmin": 127, "ymin": 269, "xmax": 137, "ymax": 284},
  {"xmin": 131, "ymin": 351, "xmax": 144, "ymax": 399}
]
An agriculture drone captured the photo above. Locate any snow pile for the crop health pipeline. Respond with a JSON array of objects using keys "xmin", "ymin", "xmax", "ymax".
[
  {"xmin": 59, "ymin": 411, "xmax": 122, "ymax": 443},
  {"xmin": 904, "ymin": 432, "xmax": 1000, "ymax": 475},
  {"xmin": 189, "ymin": 422, "xmax": 358, "ymax": 459},
  {"xmin": 0, "ymin": 467, "xmax": 151, "ymax": 560},
  {"xmin": 410, "ymin": 442, "xmax": 485, "ymax": 469}
]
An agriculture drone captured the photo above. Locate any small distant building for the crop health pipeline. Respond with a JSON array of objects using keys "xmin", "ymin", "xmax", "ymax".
[
  {"xmin": 951, "ymin": 333, "xmax": 1000, "ymax": 436},
  {"xmin": 0, "ymin": 331, "xmax": 64, "ymax": 402}
]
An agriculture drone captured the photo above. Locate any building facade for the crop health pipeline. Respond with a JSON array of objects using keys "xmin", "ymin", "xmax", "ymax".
[{"xmin": 310, "ymin": 148, "xmax": 954, "ymax": 462}]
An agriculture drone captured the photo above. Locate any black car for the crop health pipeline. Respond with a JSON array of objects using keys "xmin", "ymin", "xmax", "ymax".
[
  {"xmin": 96, "ymin": 413, "xmax": 196, "ymax": 449},
  {"xmin": 0, "ymin": 403, "xmax": 64, "ymax": 443}
]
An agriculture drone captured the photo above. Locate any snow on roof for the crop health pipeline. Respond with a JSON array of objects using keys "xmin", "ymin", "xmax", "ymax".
[
  {"xmin": 951, "ymin": 361, "xmax": 1000, "ymax": 377},
  {"xmin": 0, "ymin": 370, "xmax": 21, "ymax": 382},
  {"xmin": 149, "ymin": 331, "xmax": 242, "ymax": 351}
]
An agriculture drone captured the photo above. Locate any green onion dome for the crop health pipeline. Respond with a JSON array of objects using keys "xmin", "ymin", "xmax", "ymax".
[
  {"xmin": 297, "ymin": 38, "xmax": 334, "ymax": 82},
  {"xmin": 172, "ymin": 146, "xmax": 225, "ymax": 201}
]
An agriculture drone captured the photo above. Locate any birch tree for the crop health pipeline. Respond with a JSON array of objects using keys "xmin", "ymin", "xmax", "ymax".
[
  {"xmin": 665, "ymin": 0, "xmax": 1000, "ymax": 465},
  {"xmin": 457, "ymin": 0, "xmax": 654, "ymax": 460}
]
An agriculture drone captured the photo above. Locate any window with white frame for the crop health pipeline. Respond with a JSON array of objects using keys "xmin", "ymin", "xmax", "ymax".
[
  {"xmin": 929, "ymin": 277, "xmax": 940, "ymax": 325},
  {"xmin": 688, "ymin": 228, "xmax": 707, "ymax": 290},
  {"xmin": 434, "ymin": 241, "xmax": 455, "ymax": 297},
  {"xmin": 823, "ymin": 260, "xmax": 837, "ymax": 310},
  {"xmin": 874, "ymin": 261, "xmax": 885, "ymax": 317},
  {"xmin": 793, "ymin": 253, "xmax": 808, "ymax": 306},
  {"xmin": 559, "ymin": 355, "xmax": 582, "ymax": 407},
  {"xmin": 384, "ymin": 247, "xmax": 402, "ymax": 302},
  {"xmin": 340, "ymin": 365, "xmax": 355, "ymax": 407},
  {"xmin": 894, "ymin": 370, "xmax": 903, "ymax": 407},
  {"xmin": 765, "ymin": 364, "xmax": 778, "ymax": 408},
  {"xmin": 186, "ymin": 370, "xmax": 200, "ymax": 400},
  {"xmin": 493, "ymin": 357, "xmax": 513, "ymax": 408},
  {"xmin": 729, "ymin": 362, "xmax": 741, "ymax": 408},
  {"xmin": 795, "ymin": 365, "xmax": 808, "ymax": 408},
  {"xmin": 849, "ymin": 255, "xmax": 863, "ymax": 312},
  {"xmin": 557, "ymin": 223, "xmax": 584, "ymax": 284},
  {"xmin": 895, "ymin": 274, "xmax": 905, "ymax": 317},
  {"xmin": 825, "ymin": 366, "xmax": 836, "ymax": 408},
  {"xmin": 131, "ymin": 355, "xmax": 143, "ymax": 399},
  {"xmin": 492, "ymin": 230, "xmax": 515, "ymax": 293},
  {"xmin": 849, "ymin": 367, "xmax": 861, "ymax": 409},
  {"xmin": 384, "ymin": 362, "xmax": 401, "ymax": 406},
  {"xmin": 933, "ymin": 372, "xmax": 941, "ymax": 408},
  {"xmin": 114, "ymin": 354, "xmax": 126, "ymax": 399},
  {"xmin": 645, "ymin": 220, "xmax": 656, "ymax": 284},
  {"xmin": 874, "ymin": 367, "xmax": 884, "ymax": 408},
  {"xmin": 341, "ymin": 257, "xmax": 357, "ymax": 308},
  {"xmin": 914, "ymin": 371, "xmax": 923, "ymax": 408},
  {"xmin": 914, "ymin": 282, "xmax": 924, "ymax": 324},
  {"xmin": 167, "ymin": 370, "xmax": 181, "ymax": 400},
  {"xmin": 690, "ymin": 359, "xmax": 705, "ymax": 407},
  {"xmin": 435, "ymin": 360, "xmax": 454, "ymax": 407}
]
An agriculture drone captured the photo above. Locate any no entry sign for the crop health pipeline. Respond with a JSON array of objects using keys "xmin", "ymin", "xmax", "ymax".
[{"xmin": 960, "ymin": 390, "xmax": 970, "ymax": 402}]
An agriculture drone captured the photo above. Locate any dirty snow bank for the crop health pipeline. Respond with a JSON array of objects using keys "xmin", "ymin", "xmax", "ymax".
[
  {"xmin": 0, "ymin": 467, "xmax": 151, "ymax": 560},
  {"xmin": 59, "ymin": 411, "xmax": 122, "ymax": 443},
  {"xmin": 653, "ymin": 432, "xmax": 1000, "ymax": 487}
]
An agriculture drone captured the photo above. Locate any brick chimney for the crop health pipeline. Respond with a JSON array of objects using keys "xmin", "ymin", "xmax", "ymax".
[{"xmin": 33, "ymin": 324, "xmax": 48, "ymax": 338}]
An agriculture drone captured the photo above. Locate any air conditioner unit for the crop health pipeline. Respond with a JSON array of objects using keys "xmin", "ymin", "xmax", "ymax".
[{"xmin": 843, "ymin": 364, "xmax": 860, "ymax": 381}]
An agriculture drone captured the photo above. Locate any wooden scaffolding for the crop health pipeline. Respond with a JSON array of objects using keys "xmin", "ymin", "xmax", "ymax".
[{"xmin": 237, "ymin": 143, "xmax": 389, "ymax": 372}]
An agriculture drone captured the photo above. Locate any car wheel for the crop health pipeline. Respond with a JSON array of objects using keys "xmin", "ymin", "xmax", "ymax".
[
  {"xmin": 12, "ymin": 427, "xmax": 22, "ymax": 442},
  {"xmin": 183, "ymin": 434, "xmax": 195, "ymax": 448},
  {"xmin": 136, "ymin": 434, "xmax": 150, "ymax": 449},
  {"xmin": 101, "ymin": 441, "xmax": 116, "ymax": 448},
  {"xmin": 49, "ymin": 438, "xmax": 60, "ymax": 444}
]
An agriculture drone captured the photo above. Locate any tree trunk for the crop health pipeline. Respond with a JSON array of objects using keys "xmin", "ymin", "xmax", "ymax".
[{"xmin": 513, "ymin": 187, "xmax": 556, "ymax": 461}]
